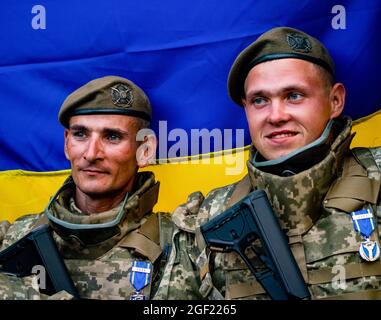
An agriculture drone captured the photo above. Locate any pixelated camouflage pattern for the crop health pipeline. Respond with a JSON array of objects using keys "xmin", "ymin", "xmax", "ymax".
[
  {"xmin": 0, "ymin": 221, "xmax": 10, "ymax": 245},
  {"xmin": 65, "ymin": 257, "xmax": 152, "ymax": 299},
  {"xmin": 0, "ymin": 272, "xmax": 71, "ymax": 299},
  {"xmin": 153, "ymin": 225, "xmax": 203, "ymax": 300},
  {"xmin": 246, "ymin": 119, "xmax": 353, "ymax": 235},
  {"xmin": 0, "ymin": 171, "xmax": 172, "ymax": 300},
  {"xmin": 47, "ymin": 290, "xmax": 74, "ymax": 300},
  {"xmin": 1, "ymin": 214, "xmax": 39, "ymax": 249},
  {"xmin": 156, "ymin": 182, "xmax": 238, "ymax": 299},
  {"xmin": 247, "ymin": 151, "xmax": 337, "ymax": 235},
  {"xmin": 0, "ymin": 273, "xmax": 42, "ymax": 300},
  {"xmin": 370, "ymin": 147, "xmax": 381, "ymax": 172},
  {"xmin": 167, "ymin": 118, "xmax": 381, "ymax": 300}
]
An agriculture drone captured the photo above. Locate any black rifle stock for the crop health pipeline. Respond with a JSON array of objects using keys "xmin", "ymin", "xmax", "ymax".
[
  {"xmin": 0, "ymin": 224, "xmax": 79, "ymax": 299},
  {"xmin": 200, "ymin": 189, "xmax": 310, "ymax": 300}
]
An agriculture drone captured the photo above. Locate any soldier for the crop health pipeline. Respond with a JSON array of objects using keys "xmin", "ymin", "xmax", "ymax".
[
  {"xmin": 0, "ymin": 76, "xmax": 175, "ymax": 300},
  {"xmin": 156, "ymin": 27, "xmax": 381, "ymax": 300}
]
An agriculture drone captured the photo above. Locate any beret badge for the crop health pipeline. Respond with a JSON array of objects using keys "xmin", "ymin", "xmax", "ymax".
[
  {"xmin": 111, "ymin": 83, "xmax": 133, "ymax": 107},
  {"xmin": 286, "ymin": 33, "xmax": 312, "ymax": 53}
]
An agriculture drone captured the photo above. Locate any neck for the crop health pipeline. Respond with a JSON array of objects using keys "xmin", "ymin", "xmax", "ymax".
[{"xmin": 74, "ymin": 179, "xmax": 135, "ymax": 215}]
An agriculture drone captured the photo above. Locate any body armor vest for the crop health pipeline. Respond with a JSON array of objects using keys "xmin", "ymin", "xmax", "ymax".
[
  {"xmin": 1, "ymin": 171, "xmax": 173, "ymax": 300},
  {"xmin": 195, "ymin": 119, "xmax": 381, "ymax": 300}
]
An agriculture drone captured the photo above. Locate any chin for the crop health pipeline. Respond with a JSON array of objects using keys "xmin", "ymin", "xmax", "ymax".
[
  {"xmin": 77, "ymin": 183, "xmax": 110, "ymax": 196},
  {"xmin": 266, "ymin": 149, "xmax": 295, "ymax": 161}
]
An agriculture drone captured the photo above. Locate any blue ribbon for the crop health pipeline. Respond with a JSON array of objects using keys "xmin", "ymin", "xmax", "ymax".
[
  {"xmin": 351, "ymin": 209, "xmax": 375, "ymax": 238},
  {"xmin": 130, "ymin": 261, "xmax": 152, "ymax": 292}
]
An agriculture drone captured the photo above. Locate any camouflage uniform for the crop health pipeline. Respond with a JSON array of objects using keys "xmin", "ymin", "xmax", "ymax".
[
  {"xmin": 158, "ymin": 117, "xmax": 381, "ymax": 300},
  {"xmin": 0, "ymin": 171, "xmax": 176, "ymax": 300}
]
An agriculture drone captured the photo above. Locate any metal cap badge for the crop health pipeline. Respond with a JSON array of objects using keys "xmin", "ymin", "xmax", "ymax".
[{"xmin": 111, "ymin": 83, "xmax": 134, "ymax": 107}]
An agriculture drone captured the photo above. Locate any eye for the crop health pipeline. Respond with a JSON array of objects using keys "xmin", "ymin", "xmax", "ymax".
[
  {"xmin": 72, "ymin": 130, "xmax": 86, "ymax": 139},
  {"xmin": 107, "ymin": 133, "xmax": 121, "ymax": 142},
  {"xmin": 288, "ymin": 92, "xmax": 303, "ymax": 101},
  {"xmin": 251, "ymin": 96, "xmax": 267, "ymax": 107}
]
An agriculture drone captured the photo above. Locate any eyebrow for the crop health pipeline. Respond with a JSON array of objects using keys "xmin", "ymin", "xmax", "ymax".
[
  {"xmin": 245, "ymin": 85, "xmax": 309, "ymax": 98},
  {"xmin": 69, "ymin": 125, "xmax": 129, "ymax": 135},
  {"xmin": 103, "ymin": 128, "xmax": 129, "ymax": 136},
  {"xmin": 69, "ymin": 124, "xmax": 87, "ymax": 131}
]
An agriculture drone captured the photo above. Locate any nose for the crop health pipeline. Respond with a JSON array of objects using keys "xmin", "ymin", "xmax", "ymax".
[
  {"xmin": 267, "ymin": 100, "xmax": 291, "ymax": 125},
  {"xmin": 83, "ymin": 136, "xmax": 104, "ymax": 162}
]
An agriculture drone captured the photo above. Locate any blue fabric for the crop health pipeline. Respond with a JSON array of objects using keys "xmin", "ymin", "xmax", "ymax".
[
  {"xmin": 0, "ymin": 0, "xmax": 380, "ymax": 171},
  {"xmin": 130, "ymin": 261, "xmax": 151, "ymax": 292},
  {"xmin": 351, "ymin": 209, "xmax": 375, "ymax": 238}
]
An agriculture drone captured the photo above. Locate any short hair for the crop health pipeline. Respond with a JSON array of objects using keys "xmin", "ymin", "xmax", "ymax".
[
  {"xmin": 134, "ymin": 118, "xmax": 150, "ymax": 131},
  {"xmin": 315, "ymin": 64, "xmax": 335, "ymax": 92}
]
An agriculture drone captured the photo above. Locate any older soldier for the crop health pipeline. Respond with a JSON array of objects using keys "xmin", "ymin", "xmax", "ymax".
[
  {"xmin": 156, "ymin": 27, "xmax": 381, "ymax": 300},
  {"xmin": 0, "ymin": 76, "xmax": 175, "ymax": 300}
]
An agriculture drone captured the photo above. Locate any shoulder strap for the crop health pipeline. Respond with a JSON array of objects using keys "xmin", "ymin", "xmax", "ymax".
[
  {"xmin": 118, "ymin": 214, "xmax": 162, "ymax": 263},
  {"xmin": 132, "ymin": 181, "xmax": 160, "ymax": 221},
  {"xmin": 324, "ymin": 149, "xmax": 381, "ymax": 213}
]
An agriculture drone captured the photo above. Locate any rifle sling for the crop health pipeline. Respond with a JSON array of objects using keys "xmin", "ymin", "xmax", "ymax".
[{"xmin": 288, "ymin": 235, "xmax": 309, "ymax": 283}]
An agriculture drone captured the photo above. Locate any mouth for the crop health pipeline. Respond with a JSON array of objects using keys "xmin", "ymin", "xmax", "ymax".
[
  {"xmin": 80, "ymin": 168, "xmax": 109, "ymax": 175},
  {"xmin": 266, "ymin": 130, "xmax": 299, "ymax": 140}
]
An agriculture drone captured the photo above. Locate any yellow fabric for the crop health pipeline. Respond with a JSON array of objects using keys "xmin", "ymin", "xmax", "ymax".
[{"xmin": 1, "ymin": 112, "xmax": 380, "ymax": 222}]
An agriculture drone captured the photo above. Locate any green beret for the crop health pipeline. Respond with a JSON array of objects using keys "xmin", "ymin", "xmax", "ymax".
[
  {"xmin": 59, "ymin": 76, "xmax": 152, "ymax": 127},
  {"xmin": 227, "ymin": 26, "xmax": 335, "ymax": 106}
]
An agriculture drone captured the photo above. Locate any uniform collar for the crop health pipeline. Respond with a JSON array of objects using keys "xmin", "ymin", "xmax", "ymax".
[{"xmin": 45, "ymin": 171, "xmax": 159, "ymax": 256}]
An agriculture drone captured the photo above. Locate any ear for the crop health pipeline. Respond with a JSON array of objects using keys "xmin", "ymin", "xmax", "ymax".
[
  {"xmin": 136, "ymin": 133, "xmax": 157, "ymax": 168},
  {"xmin": 329, "ymin": 83, "xmax": 346, "ymax": 119},
  {"xmin": 241, "ymin": 97, "xmax": 248, "ymax": 108},
  {"xmin": 64, "ymin": 129, "xmax": 70, "ymax": 160}
]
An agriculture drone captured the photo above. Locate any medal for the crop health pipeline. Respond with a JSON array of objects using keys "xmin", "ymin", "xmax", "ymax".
[
  {"xmin": 351, "ymin": 209, "xmax": 380, "ymax": 262},
  {"xmin": 130, "ymin": 291, "xmax": 148, "ymax": 300},
  {"xmin": 359, "ymin": 239, "xmax": 380, "ymax": 262},
  {"xmin": 129, "ymin": 260, "xmax": 152, "ymax": 300}
]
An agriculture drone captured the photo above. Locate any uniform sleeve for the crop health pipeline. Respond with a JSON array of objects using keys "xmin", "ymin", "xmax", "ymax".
[
  {"xmin": 0, "ymin": 221, "xmax": 10, "ymax": 247},
  {"xmin": 1, "ymin": 213, "xmax": 41, "ymax": 250},
  {"xmin": 0, "ymin": 273, "xmax": 74, "ymax": 300},
  {"xmin": 154, "ymin": 228, "xmax": 204, "ymax": 300},
  {"xmin": 0, "ymin": 215, "xmax": 74, "ymax": 300},
  {"xmin": 153, "ymin": 192, "xmax": 206, "ymax": 300},
  {"xmin": 370, "ymin": 147, "xmax": 381, "ymax": 171},
  {"xmin": 0, "ymin": 273, "xmax": 44, "ymax": 299}
]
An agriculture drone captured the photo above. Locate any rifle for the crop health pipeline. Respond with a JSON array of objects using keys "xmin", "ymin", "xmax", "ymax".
[
  {"xmin": 0, "ymin": 224, "xmax": 79, "ymax": 299},
  {"xmin": 200, "ymin": 189, "xmax": 310, "ymax": 300}
]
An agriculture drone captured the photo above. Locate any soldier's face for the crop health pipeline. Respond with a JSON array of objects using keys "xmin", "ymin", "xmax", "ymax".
[
  {"xmin": 64, "ymin": 114, "xmax": 140, "ymax": 198},
  {"xmin": 242, "ymin": 59, "xmax": 345, "ymax": 160}
]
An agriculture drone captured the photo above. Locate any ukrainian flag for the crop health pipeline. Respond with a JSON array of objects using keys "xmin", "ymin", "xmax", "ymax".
[{"xmin": 1, "ymin": 1, "xmax": 380, "ymax": 222}]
